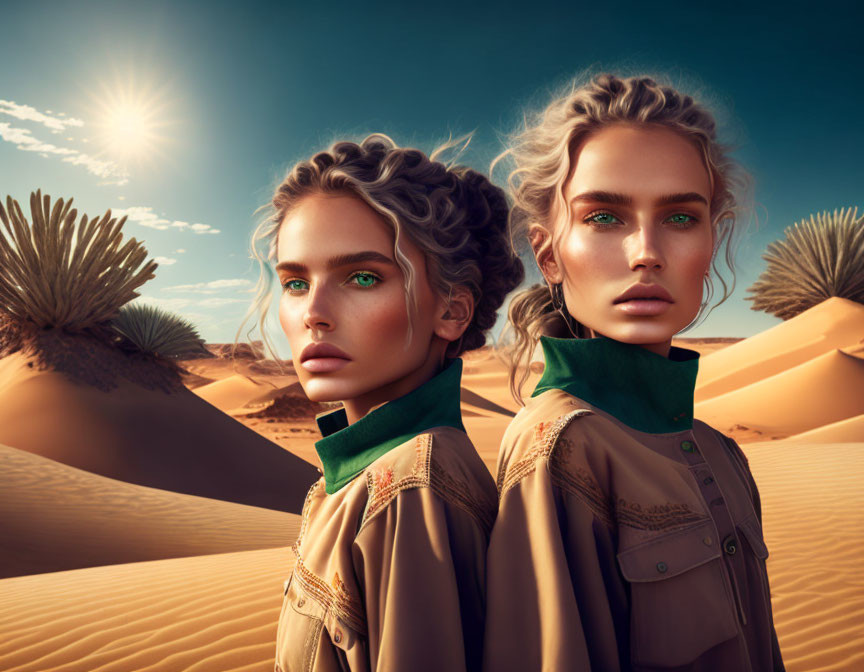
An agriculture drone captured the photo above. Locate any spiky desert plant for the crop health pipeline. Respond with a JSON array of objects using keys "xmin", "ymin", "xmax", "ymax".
[
  {"xmin": 747, "ymin": 207, "xmax": 864, "ymax": 319},
  {"xmin": 0, "ymin": 190, "xmax": 158, "ymax": 331},
  {"xmin": 111, "ymin": 303, "xmax": 210, "ymax": 359}
]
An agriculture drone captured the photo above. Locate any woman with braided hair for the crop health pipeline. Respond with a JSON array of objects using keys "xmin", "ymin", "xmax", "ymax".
[
  {"xmin": 242, "ymin": 134, "xmax": 524, "ymax": 671},
  {"xmin": 484, "ymin": 75, "xmax": 784, "ymax": 671}
]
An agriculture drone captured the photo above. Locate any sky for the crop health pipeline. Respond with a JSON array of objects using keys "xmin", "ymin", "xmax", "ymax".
[{"xmin": 1, "ymin": 0, "xmax": 861, "ymax": 358}]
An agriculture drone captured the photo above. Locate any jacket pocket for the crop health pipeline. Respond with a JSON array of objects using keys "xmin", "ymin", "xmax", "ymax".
[
  {"xmin": 737, "ymin": 514, "xmax": 769, "ymax": 560},
  {"xmin": 617, "ymin": 519, "xmax": 739, "ymax": 668},
  {"xmin": 275, "ymin": 574, "xmax": 326, "ymax": 672}
]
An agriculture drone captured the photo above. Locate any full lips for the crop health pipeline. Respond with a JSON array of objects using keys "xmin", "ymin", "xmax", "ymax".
[
  {"xmin": 614, "ymin": 299, "xmax": 673, "ymax": 316},
  {"xmin": 301, "ymin": 357, "xmax": 351, "ymax": 373}
]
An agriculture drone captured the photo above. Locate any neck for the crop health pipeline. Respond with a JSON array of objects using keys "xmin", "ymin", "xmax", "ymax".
[
  {"xmin": 314, "ymin": 357, "xmax": 465, "ymax": 494},
  {"xmin": 341, "ymin": 346, "xmax": 445, "ymax": 424},
  {"xmin": 635, "ymin": 339, "xmax": 673, "ymax": 358},
  {"xmin": 592, "ymin": 330, "xmax": 673, "ymax": 358}
]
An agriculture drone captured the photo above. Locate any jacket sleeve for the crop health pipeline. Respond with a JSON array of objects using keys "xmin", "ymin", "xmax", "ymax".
[
  {"xmin": 483, "ymin": 458, "xmax": 627, "ymax": 672},
  {"xmin": 352, "ymin": 486, "xmax": 488, "ymax": 672}
]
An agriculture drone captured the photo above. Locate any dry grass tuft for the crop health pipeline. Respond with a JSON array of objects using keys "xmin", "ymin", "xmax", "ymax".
[
  {"xmin": 0, "ymin": 190, "xmax": 157, "ymax": 332},
  {"xmin": 111, "ymin": 303, "xmax": 211, "ymax": 360},
  {"xmin": 747, "ymin": 208, "xmax": 864, "ymax": 319}
]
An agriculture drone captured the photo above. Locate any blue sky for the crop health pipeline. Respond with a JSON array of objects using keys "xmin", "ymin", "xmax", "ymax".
[{"xmin": 1, "ymin": 0, "xmax": 861, "ymax": 357}]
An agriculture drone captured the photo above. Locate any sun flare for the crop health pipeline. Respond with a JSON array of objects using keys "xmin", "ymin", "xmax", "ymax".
[
  {"xmin": 104, "ymin": 102, "xmax": 153, "ymax": 154},
  {"xmin": 91, "ymin": 74, "xmax": 172, "ymax": 165}
]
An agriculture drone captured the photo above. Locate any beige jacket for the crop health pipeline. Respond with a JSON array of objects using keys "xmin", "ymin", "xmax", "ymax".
[
  {"xmin": 484, "ymin": 388, "xmax": 784, "ymax": 672},
  {"xmin": 275, "ymin": 424, "xmax": 496, "ymax": 672}
]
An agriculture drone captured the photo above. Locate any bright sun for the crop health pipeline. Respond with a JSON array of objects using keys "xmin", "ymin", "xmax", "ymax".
[
  {"xmin": 93, "ymin": 75, "xmax": 170, "ymax": 164},
  {"xmin": 104, "ymin": 103, "xmax": 152, "ymax": 153}
]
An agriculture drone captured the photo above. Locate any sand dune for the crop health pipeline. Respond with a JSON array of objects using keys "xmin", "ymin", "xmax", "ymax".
[
  {"xmin": 463, "ymin": 415, "xmax": 510, "ymax": 473},
  {"xmin": 0, "ymin": 351, "xmax": 320, "ymax": 513},
  {"xmin": 0, "ymin": 444, "xmax": 301, "ymax": 579},
  {"xmin": 0, "ymin": 546, "xmax": 293, "ymax": 672},
  {"xmin": 745, "ymin": 440, "xmax": 864, "ymax": 672},
  {"xmin": 2, "ymin": 438, "xmax": 859, "ymax": 672},
  {"xmin": 4, "ymin": 324, "xmax": 860, "ymax": 672},
  {"xmin": 193, "ymin": 374, "xmax": 302, "ymax": 414},
  {"xmin": 672, "ymin": 337, "xmax": 743, "ymax": 357},
  {"xmin": 459, "ymin": 387, "xmax": 515, "ymax": 418},
  {"xmin": 695, "ymin": 298, "xmax": 864, "ymax": 401},
  {"xmin": 788, "ymin": 414, "xmax": 864, "ymax": 442},
  {"xmin": 695, "ymin": 349, "xmax": 864, "ymax": 437},
  {"xmin": 192, "ymin": 374, "xmax": 283, "ymax": 412}
]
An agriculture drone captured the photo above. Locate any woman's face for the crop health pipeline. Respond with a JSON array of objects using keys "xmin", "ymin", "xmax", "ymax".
[
  {"xmin": 539, "ymin": 124, "xmax": 715, "ymax": 355},
  {"xmin": 276, "ymin": 193, "xmax": 451, "ymax": 422}
]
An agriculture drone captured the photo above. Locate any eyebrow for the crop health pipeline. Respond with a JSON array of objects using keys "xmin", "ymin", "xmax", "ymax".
[
  {"xmin": 570, "ymin": 191, "xmax": 709, "ymax": 207},
  {"xmin": 655, "ymin": 192, "xmax": 709, "ymax": 206},
  {"xmin": 275, "ymin": 250, "xmax": 396, "ymax": 274}
]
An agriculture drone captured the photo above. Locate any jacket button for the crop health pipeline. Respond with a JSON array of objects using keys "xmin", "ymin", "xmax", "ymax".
[
  {"xmin": 656, "ymin": 561, "xmax": 668, "ymax": 573},
  {"xmin": 297, "ymin": 598, "xmax": 305, "ymax": 607},
  {"xmin": 680, "ymin": 440, "xmax": 695, "ymax": 452},
  {"xmin": 703, "ymin": 536, "xmax": 713, "ymax": 546},
  {"xmin": 703, "ymin": 476, "xmax": 714, "ymax": 485},
  {"xmin": 333, "ymin": 629, "xmax": 343, "ymax": 644},
  {"xmin": 723, "ymin": 535, "xmax": 738, "ymax": 555}
]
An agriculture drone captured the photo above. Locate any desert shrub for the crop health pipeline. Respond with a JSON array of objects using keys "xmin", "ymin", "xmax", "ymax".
[
  {"xmin": 747, "ymin": 207, "xmax": 864, "ymax": 319},
  {"xmin": 111, "ymin": 302, "xmax": 210, "ymax": 359},
  {"xmin": 0, "ymin": 190, "xmax": 157, "ymax": 331}
]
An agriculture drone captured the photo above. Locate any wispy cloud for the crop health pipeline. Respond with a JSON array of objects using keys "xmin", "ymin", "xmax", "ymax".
[
  {"xmin": 0, "ymin": 100, "xmax": 84, "ymax": 132},
  {"xmin": 0, "ymin": 121, "xmax": 127, "ymax": 185},
  {"xmin": 113, "ymin": 206, "xmax": 220, "ymax": 235},
  {"xmin": 132, "ymin": 296, "xmax": 195, "ymax": 311},
  {"xmin": 153, "ymin": 256, "xmax": 177, "ymax": 266},
  {"xmin": 197, "ymin": 297, "xmax": 250, "ymax": 307},
  {"xmin": 133, "ymin": 295, "xmax": 249, "ymax": 310},
  {"xmin": 164, "ymin": 279, "xmax": 253, "ymax": 293}
]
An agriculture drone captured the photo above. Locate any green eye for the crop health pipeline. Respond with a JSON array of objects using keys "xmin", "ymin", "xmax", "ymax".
[
  {"xmin": 667, "ymin": 213, "xmax": 696, "ymax": 226},
  {"xmin": 283, "ymin": 279, "xmax": 309, "ymax": 292},
  {"xmin": 587, "ymin": 212, "xmax": 620, "ymax": 226},
  {"xmin": 350, "ymin": 272, "xmax": 379, "ymax": 288}
]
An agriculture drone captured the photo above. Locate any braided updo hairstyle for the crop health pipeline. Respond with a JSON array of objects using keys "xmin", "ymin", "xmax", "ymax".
[
  {"xmin": 496, "ymin": 73, "xmax": 750, "ymax": 402},
  {"xmin": 237, "ymin": 133, "xmax": 524, "ymax": 366}
]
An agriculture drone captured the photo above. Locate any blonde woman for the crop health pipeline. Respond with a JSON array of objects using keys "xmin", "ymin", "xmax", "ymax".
[
  {"xmin": 484, "ymin": 75, "xmax": 784, "ymax": 671},
  {"xmin": 242, "ymin": 135, "xmax": 523, "ymax": 672}
]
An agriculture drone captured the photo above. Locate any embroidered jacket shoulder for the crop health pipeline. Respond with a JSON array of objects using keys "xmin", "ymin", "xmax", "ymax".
[{"xmin": 360, "ymin": 427, "xmax": 495, "ymax": 535}]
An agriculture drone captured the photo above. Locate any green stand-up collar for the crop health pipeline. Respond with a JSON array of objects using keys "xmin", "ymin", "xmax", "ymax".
[
  {"xmin": 314, "ymin": 358, "xmax": 465, "ymax": 494},
  {"xmin": 533, "ymin": 336, "xmax": 699, "ymax": 434}
]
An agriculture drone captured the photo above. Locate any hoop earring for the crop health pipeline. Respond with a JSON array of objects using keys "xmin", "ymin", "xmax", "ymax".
[
  {"xmin": 548, "ymin": 283, "xmax": 580, "ymax": 339},
  {"xmin": 698, "ymin": 272, "xmax": 714, "ymax": 317},
  {"xmin": 550, "ymin": 282, "xmax": 565, "ymax": 311}
]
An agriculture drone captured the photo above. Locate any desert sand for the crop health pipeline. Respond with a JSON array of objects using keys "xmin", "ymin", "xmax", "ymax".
[
  {"xmin": 1, "ymin": 298, "xmax": 862, "ymax": 671},
  {"xmin": 0, "ymin": 444, "xmax": 300, "ymax": 579},
  {"xmin": 695, "ymin": 297, "xmax": 864, "ymax": 401},
  {"xmin": 0, "ymin": 346, "xmax": 319, "ymax": 513},
  {"xmin": 1, "ymin": 438, "xmax": 859, "ymax": 672},
  {"xmin": 0, "ymin": 547, "xmax": 292, "ymax": 672},
  {"xmin": 695, "ymin": 348, "xmax": 864, "ymax": 438},
  {"xmin": 744, "ymin": 441, "xmax": 864, "ymax": 672},
  {"xmin": 789, "ymin": 413, "xmax": 864, "ymax": 442}
]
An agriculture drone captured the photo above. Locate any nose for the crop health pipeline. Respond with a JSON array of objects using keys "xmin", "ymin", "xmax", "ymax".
[
  {"xmin": 628, "ymin": 224, "xmax": 665, "ymax": 272},
  {"xmin": 303, "ymin": 285, "xmax": 335, "ymax": 333}
]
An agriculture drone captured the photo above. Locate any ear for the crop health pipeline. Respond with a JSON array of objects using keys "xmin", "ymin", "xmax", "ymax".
[
  {"xmin": 434, "ymin": 286, "xmax": 474, "ymax": 345},
  {"xmin": 529, "ymin": 224, "xmax": 563, "ymax": 284}
]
